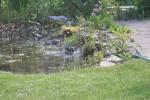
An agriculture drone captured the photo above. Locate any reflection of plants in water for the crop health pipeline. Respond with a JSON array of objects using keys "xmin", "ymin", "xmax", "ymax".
[
  {"xmin": 0, "ymin": 44, "xmax": 19, "ymax": 55},
  {"xmin": 18, "ymin": 46, "xmax": 43, "ymax": 73}
]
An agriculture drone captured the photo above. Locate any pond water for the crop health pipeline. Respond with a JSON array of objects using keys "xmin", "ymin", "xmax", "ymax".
[{"xmin": 0, "ymin": 39, "xmax": 82, "ymax": 74}]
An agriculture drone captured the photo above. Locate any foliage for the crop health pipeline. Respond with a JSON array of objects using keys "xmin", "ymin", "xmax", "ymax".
[
  {"xmin": 63, "ymin": 0, "xmax": 98, "ymax": 17},
  {"xmin": 26, "ymin": 0, "xmax": 63, "ymax": 20},
  {"xmin": 64, "ymin": 33, "xmax": 79, "ymax": 47},
  {"xmin": 0, "ymin": 0, "xmax": 63, "ymax": 22},
  {"xmin": 89, "ymin": 15, "xmax": 105, "ymax": 29},
  {"xmin": 62, "ymin": 26, "xmax": 79, "ymax": 33},
  {"xmin": 108, "ymin": 23, "xmax": 131, "ymax": 60},
  {"xmin": 118, "ymin": 52, "xmax": 132, "ymax": 61},
  {"xmin": 83, "ymin": 33, "xmax": 96, "ymax": 58},
  {"xmin": 109, "ymin": 23, "xmax": 130, "ymax": 36},
  {"xmin": 137, "ymin": 1, "xmax": 150, "ymax": 18},
  {"xmin": 0, "ymin": 0, "xmax": 98, "ymax": 22},
  {"xmin": 94, "ymin": 51, "xmax": 104, "ymax": 63},
  {"xmin": 1, "ymin": 0, "xmax": 150, "ymax": 22},
  {"xmin": 8, "ymin": 0, "xmax": 28, "ymax": 13},
  {"xmin": 116, "ymin": 0, "xmax": 150, "ymax": 18},
  {"xmin": 88, "ymin": 0, "xmax": 116, "ymax": 29},
  {"xmin": 116, "ymin": 0, "xmax": 133, "ymax": 5}
]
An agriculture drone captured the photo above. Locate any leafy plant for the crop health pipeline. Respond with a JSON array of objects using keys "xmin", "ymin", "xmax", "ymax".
[
  {"xmin": 64, "ymin": 34, "xmax": 79, "ymax": 47},
  {"xmin": 88, "ymin": 15, "xmax": 104, "ymax": 29},
  {"xmin": 109, "ymin": 23, "xmax": 130, "ymax": 36},
  {"xmin": 118, "ymin": 52, "xmax": 132, "ymax": 61},
  {"xmin": 94, "ymin": 51, "xmax": 104, "ymax": 64},
  {"xmin": 63, "ymin": 0, "xmax": 97, "ymax": 17},
  {"xmin": 108, "ymin": 23, "xmax": 131, "ymax": 60},
  {"xmin": 83, "ymin": 32, "xmax": 96, "ymax": 58},
  {"xmin": 8, "ymin": 0, "xmax": 28, "ymax": 13}
]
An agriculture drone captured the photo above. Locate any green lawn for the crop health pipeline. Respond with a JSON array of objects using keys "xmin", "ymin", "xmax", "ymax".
[{"xmin": 0, "ymin": 59, "xmax": 150, "ymax": 100}]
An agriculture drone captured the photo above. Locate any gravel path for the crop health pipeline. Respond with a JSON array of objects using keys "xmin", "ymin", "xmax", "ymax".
[{"xmin": 119, "ymin": 20, "xmax": 150, "ymax": 57}]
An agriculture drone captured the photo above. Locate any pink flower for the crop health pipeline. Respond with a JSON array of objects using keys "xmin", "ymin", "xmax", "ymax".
[
  {"xmin": 91, "ymin": 12, "xmax": 96, "ymax": 16},
  {"xmin": 93, "ymin": 8, "xmax": 98, "ymax": 13}
]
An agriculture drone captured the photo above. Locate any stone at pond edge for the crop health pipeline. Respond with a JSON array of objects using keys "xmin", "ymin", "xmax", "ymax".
[
  {"xmin": 48, "ymin": 16, "xmax": 68, "ymax": 22},
  {"xmin": 65, "ymin": 46, "xmax": 75, "ymax": 55},
  {"xmin": 97, "ymin": 55, "xmax": 122, "ymax": 68},
  {"xmin": 98, "ymin": 61, "xmax": 116, "ymax": 67},
  {"xmin": 107, "ymin": 55, "xmax": 123, "ymax": 63},
  {"xmin": 104, "ymin": 50, "xmax": 112, "ymax": 57}
]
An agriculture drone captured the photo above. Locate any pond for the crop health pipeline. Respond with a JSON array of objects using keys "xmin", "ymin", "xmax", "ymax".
[{"xmin": 0, "ymin": 38, "xmax": 82, "ymax": 74}]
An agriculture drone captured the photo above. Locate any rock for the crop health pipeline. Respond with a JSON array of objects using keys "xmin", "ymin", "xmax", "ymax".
[
  {"xmin": 51, "ymin": 39, "xmax": 60, "ymax": 45},
  {"xmin": 99, "ymin": 61, "xmax": 116, "ymax": 67},
  {"xmin": 104, "ymin": 50, "xmax": 112, "ymax": 57},
  {"xmin": 65, "ymin": 21, "xmax": 77, "ymax": 26},
  {"xmin": 129, "ymin": 38, "xmax": 135, "ymax": 42},
  {"xmin": 48, "ymin": 16, "xmax": 68, "ymax": 25},
  {"xmin": 72, "ymin": 49, "xmax": 82, "ymax": 60},
  {"xmin": 107, "ymin": 55, "xmax": 123, "ymax": 63},
  {"xmin": 48, "ymin": 16, "xmax": 68, "ymax": 22},
  {"xmin": 34, "ymin": 33, "xmax": 43, "ymax": 40},
  {"xmin": 97, "ymin": 55, "xmax": 122, "ymax": 68},
  {"xmin": 65, "ymin": 46, "xmax": 75, "ymax": 55},
  {"xmin": 128, "ymin": 47, "xmax": 140, "ymax": 58}
]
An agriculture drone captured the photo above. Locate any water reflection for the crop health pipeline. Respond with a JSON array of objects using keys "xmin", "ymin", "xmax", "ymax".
[{"xmin": 0, "ymin": 40, "xmax": 73, "ymax": 74}]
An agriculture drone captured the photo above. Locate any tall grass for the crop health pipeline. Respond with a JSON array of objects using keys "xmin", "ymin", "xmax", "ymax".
[
  {"xmin": 0, "ymin": 0, "xmax": 98, "ymax": 22},
  {"xmin": 0, "ymin": 0, "xmax": 63, "ymax": 22}
]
